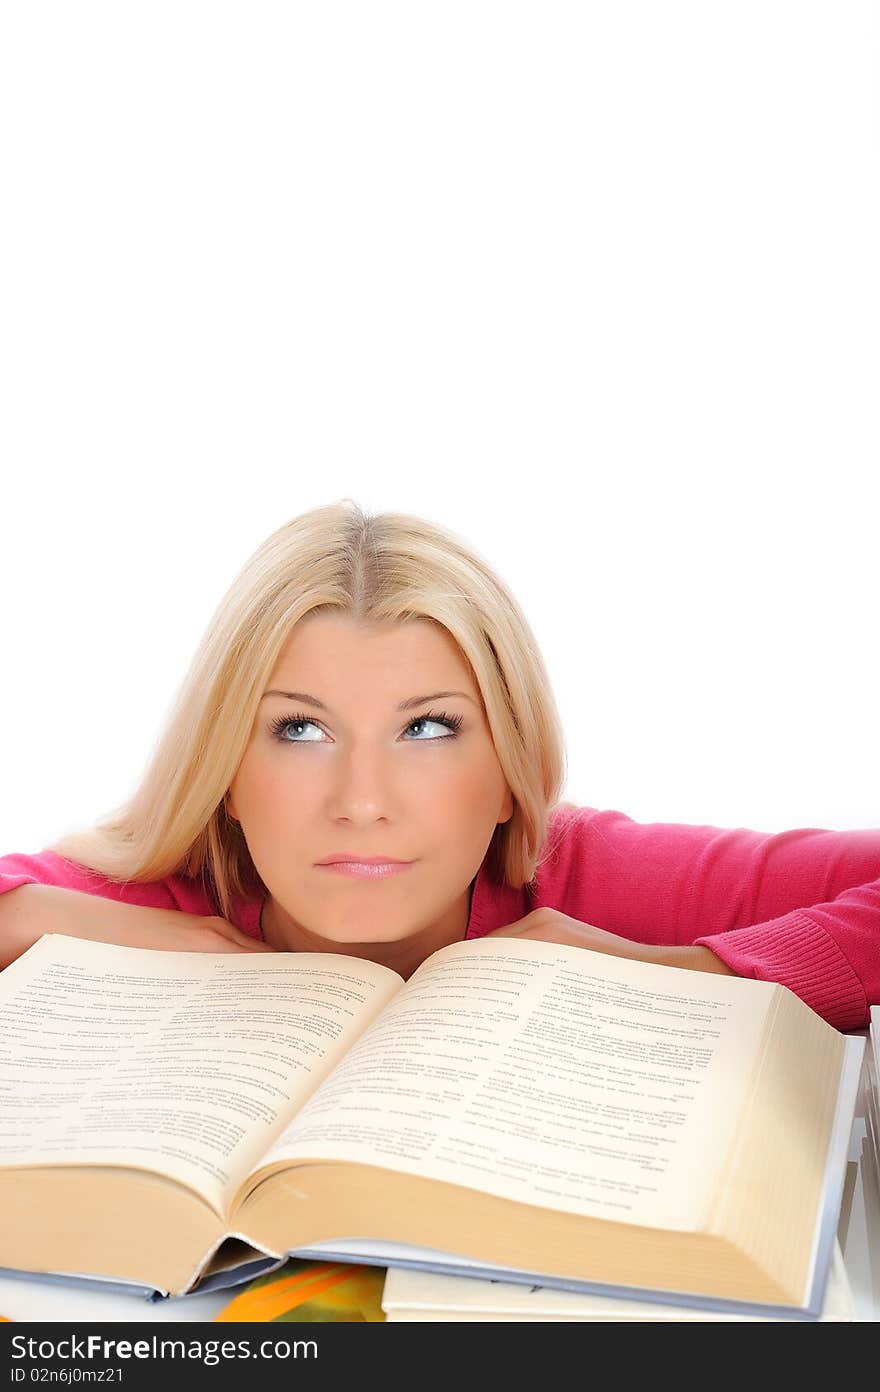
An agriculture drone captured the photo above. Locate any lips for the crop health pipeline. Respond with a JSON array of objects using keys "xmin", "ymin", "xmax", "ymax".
[
  {"xmin": 315, "ymin": 854, "xmax": 412, "ymax": 866},
  {"xmin": 315, "ymin": 860, "xmax": 414, "ymax": 880}
]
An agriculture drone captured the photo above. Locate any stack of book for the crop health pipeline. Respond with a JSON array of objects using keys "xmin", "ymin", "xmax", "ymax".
[
  {"xmin": 866, "ymin": 1007, "xmax": 880, "ymax": 1183},
  {"xmin": 380, "ymin": 1241, "xmax": 855, "ymax": 1321},
  {"xmin": 0, "ymin": 933, "xmax": 865, "ymax": 1321}
]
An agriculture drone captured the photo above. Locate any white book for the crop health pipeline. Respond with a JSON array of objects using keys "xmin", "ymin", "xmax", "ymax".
[
  {"xmin": 381, "ymin": 1239, "xmax": 854, "ymax": 1321},
  {"xmin": 866, "ymin": 1007, "xmax": 880, "ymax": 1180}
]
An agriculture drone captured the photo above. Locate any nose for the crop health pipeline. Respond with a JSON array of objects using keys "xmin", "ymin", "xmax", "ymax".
[{"xmin": 325, "ymin": 741, "xmax": 402, "ymax": 822}]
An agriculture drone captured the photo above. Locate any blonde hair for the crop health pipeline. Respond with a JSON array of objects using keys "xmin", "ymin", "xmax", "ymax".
[{"xmin": 48, "ymin": 499, "xmax": 569, "ymax": 923}]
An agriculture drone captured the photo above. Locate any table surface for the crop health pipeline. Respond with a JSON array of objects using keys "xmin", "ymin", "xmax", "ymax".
[{"xmin": 3, "ymin": 1041, "xmax": 879, "ymax": 1323}]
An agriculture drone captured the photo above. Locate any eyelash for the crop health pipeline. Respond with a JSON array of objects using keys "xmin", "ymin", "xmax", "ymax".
[{"xmin": 268, "ymin": 709, "xmax": 464, "ymax": 744}]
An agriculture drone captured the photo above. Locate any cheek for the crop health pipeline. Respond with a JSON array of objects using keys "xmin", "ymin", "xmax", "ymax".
[
  {"xmin": 439, "ymin": 760, "xmax": 501, "ymax": 821},
  {"xmin": 234, "ymin": 752, "xmax": 292, "ymax": 823}
]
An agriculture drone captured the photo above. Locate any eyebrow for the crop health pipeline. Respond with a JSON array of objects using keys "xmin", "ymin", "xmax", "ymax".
[{"xmin": 260, "ymin": 689, "xmax": 477, "ymax": 713}]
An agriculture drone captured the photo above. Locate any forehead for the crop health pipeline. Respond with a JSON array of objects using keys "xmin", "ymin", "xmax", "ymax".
[{"xmin": 272, "ymin": 613, "xmax": 473, "ymax": 679}]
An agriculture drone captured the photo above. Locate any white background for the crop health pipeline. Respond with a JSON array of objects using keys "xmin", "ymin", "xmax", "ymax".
[{"xmin": 0, "ymin": 1, "xmax": 877, "ymax": 854}]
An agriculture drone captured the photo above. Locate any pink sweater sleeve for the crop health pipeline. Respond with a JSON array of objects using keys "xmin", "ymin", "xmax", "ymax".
[
  {"xmin": 0, "ymin": 850, "xmax": 216, "ymax": 916},
  {"xmin": 536, "ymin": 806, "xmax": 880, "ymax": 1030}
]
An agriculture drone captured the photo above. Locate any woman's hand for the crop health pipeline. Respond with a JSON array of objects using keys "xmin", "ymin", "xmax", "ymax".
[
  {"xmin": 0, "ymin": 883, "xmax": 275, "ymax": 969},
  {"xmin": 122, "ymin": 911, "xmax": 276, "ymax": 955},
  {"xmin": 483, "ymin": 907, "xmax": 735, "ymax": 975}
]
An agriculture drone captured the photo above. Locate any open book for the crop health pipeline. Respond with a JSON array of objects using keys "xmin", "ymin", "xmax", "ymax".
[{"xmin": 0, "ymin": 932, "xmax": 864, "ymax": 1319}]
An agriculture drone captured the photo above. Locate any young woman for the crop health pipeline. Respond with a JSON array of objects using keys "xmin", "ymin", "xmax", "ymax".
[{"xmin": 1, "ymin": 499, "xmax": 878, "ymax": 1029}]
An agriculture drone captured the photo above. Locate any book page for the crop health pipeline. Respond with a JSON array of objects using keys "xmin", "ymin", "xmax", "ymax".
[
  {"xmin": 255, "ymin": 937, "xmax": 778, "ymax": 1230},
  {"xmin": 0, "ymin": 934, "xmax": 400, "ymax": 1215}
]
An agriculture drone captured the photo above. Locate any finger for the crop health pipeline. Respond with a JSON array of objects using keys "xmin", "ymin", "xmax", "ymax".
[
  {"xmin": 229, "ymin": 931, "xmax": 275, "ymax": 951},
  {"xmin": 207, "ymin": 929, "xmax": 274, "ymax": 953},
  {"xmin": 221, "ymin": 939, "xmax": 274, "ymax": 953},
  {"xmin": 215, "ymin": 920, "xmax": 274, "ymax": 951},
  {"xmin": 483, "ymin": 925, "xmax": 535, "ymax": 939}
]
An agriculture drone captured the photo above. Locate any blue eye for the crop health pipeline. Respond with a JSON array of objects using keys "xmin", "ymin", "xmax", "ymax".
[
  {"xmin": 269, "ymin": 710, "xmax": 464, "ymax": 744},
  {"xmin": 270, "ymin": 715, "xmax": 323, "ymax": 742}
]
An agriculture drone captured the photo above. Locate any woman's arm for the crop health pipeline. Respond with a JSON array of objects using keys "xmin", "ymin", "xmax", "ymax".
[
  {"xmin": 0, "ymin": 883, "xmax": 274, "ymax": 970},
  {"xmin": 486, "ymin": 909, "xmax": 735, "ymax": 974},
  {"xmin": 522, "ymin": 806, "xmax": 880, "ymax": 1030}
]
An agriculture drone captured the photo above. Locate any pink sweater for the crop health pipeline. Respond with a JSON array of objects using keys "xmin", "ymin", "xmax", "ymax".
[{"xmin": 2, "ymin": 804, "xmax": 879, "ymax": 1031}]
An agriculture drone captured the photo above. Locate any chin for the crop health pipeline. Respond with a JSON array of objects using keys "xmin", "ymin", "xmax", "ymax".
[
  {"xmin": 316, "ymin": 913, "xmax": 412, "ymax": 946},
  {"xmin": 322, "ymin": 922, "xmax": 403, "ymax": 944}
]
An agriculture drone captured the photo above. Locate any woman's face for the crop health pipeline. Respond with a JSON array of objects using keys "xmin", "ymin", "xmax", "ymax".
[{"xmin": 226, "ymin": 612, "xmax": 513, "ymax": 966}]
